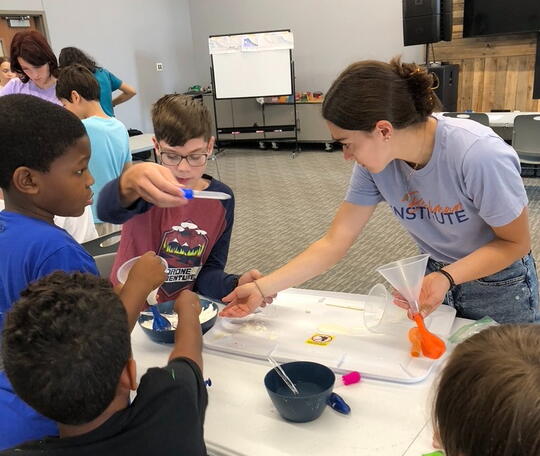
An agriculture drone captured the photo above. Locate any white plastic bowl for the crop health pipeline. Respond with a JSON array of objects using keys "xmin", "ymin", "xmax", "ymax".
[{"xmin": 116, "ymin": 255, "xmax": 168, "ymax": 304}]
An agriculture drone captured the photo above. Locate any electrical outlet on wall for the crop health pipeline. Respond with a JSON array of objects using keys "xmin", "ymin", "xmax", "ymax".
[{"xmin": 156, "ymin": 62, "xmax": 164, "ymax": 72}]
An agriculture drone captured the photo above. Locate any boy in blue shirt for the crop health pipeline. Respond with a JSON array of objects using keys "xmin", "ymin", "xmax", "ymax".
[
  {"xmin": 0, "ymin": 94, "xmax": 161, "ymax": 449},
  {"xmin": 0, "ymin": 94, "xmax": 98, "ymax": 448},
  {"xmin": 56, "ymin": 64, "xmax": 132, "ymax": 235}
]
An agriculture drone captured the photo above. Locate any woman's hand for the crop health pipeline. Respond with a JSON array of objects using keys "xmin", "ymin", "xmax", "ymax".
[
  {"xmin": 393, "ymin": 271, "xmax": 450, "ymax": 318},
  {"xmin": 220, "ymin": 282, "xmax": 266, "ymax": 318},
  {"xmin": 237, "ymin": 269, "xmax": 277, "ymax": 305}
]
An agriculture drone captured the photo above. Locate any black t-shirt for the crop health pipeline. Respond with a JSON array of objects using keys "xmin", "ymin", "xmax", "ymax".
[{"xmin": 1, "ymin": 357, "xmax": 208, "ymax": 456}]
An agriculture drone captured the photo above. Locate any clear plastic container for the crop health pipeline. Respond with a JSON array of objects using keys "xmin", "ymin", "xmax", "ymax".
[{"xmin": 363, "ymin": 283, "xmax": 409, "ymax": 334}]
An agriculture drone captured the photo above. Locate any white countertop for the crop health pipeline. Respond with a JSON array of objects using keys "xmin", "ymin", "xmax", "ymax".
[
  {"xmin": 128, "ymin": 133, "xmax": 154, "ymax": 154},
  {"xmin": 131, "ymin": 289, "xmax": 471, "ymax": 456}
]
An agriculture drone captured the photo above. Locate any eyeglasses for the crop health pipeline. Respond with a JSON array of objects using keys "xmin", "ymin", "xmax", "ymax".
[{"xmin": 159, "ymin": 148, "xmax": 209, "ymax": 167}]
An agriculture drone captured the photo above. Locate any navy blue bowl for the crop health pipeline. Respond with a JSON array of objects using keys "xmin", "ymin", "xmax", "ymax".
[
  {"xmin": 264, "ymin": 361, "xmax": 335, "ymax": 423},
  {"xmin": 138, "ymin": 296, "xmax": 219, "ymax": 344}
]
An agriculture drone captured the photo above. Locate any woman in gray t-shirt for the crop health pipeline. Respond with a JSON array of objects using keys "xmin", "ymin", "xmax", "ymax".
[{"xmin": 221, "ymin": 57, "xmax": 538, "ymax": 325}]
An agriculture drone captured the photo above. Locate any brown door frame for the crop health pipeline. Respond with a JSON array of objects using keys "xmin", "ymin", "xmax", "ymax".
[{"xmin": 0, "ymin": 10, "xmax": 50, "ymax": 58}]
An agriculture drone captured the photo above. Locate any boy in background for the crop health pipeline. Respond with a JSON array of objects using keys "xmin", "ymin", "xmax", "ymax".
[
  {"xmin": 56, "ymin": 64, "xmax": 131, "ymax": 235},
  {"xmin": 98, "ymin": 94, "xmax": 261, "ymax": 302},
  {"xmin": 1, "ymin": 270, "xmax": 206, "ymax": 455}
]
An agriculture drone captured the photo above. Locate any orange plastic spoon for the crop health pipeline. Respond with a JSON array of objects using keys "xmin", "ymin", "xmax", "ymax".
[{"xmin": 412, "ymin": 314, "xmax": 446, "ymax": 359}]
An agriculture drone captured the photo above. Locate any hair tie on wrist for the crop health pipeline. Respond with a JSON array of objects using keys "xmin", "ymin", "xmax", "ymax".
[
  {"xmin": 437, "ymin": 269, "xmax": 456, "ymax": 289},
  {"xmin": 254, "ymin": 280, "xmax": 266, "ymax": 299}
]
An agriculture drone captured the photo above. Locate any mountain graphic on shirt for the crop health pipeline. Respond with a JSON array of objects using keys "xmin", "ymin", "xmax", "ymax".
[
  {"xmin": 158, "ymin": 221, "xmax": 208, "ymax": 297},
  {"xmin": 160, "ymin": 221, "xmax": 208, "ymax": 267}
]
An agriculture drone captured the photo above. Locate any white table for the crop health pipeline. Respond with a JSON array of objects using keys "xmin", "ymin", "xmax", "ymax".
[
  {"xmin": 131, "ymin": 290, "xmax": 470, "ymax": 456},
  {"xmin": 128, "ymin": 133, "xmax": 154, "ymax": 155},
  {"xmin": 444, "ymin": 112, "xmax": 540, "ymax": 141},
  {"xmin": 486, "ymin": 112, "xmax": 540, "ymax": 128}
]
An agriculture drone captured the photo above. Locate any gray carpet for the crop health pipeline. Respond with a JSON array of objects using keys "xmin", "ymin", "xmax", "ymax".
[{"xmin": 206, "ymin": 148, "xmax": 540, "ymax": 295}]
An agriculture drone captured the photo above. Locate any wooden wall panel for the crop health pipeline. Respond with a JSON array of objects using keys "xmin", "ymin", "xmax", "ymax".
[
  {"xmin": 432, "ymin": 0, "xmax": 539, "ymax": 112},
  {"xmin": 470, "ymin": 58, "xmax": 484, "ymax": 109}
]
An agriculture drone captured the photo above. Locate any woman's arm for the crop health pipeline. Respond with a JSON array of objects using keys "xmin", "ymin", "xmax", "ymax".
[
  {"xmin": 112, "ymin": 82, "xmax": 136, "ymax": 107},
  {"xmin": 221, "ymin": 202, "xmax": 376, "ymax": 317},
  {"xmin": 414, "ymin": 207, "xmax": 531, "ymax": 316},
  {"xmin": 445, "ymin": 207, "xmax": 530, "ymax": 284},
  {"xmin": 259, "ymin": 202, "xmax": 376, "ymax": 294}
]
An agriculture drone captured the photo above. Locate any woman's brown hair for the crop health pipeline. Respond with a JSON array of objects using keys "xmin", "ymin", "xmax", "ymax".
[
  {"xmin": 434, "ymin": 324, "xmax": 540, "ymax": 456},
  {"xmin": 10, "ymin": 30, "xmax": 58, "ymax": 83},
  {"xmin": 322, "ymin": 57, "xmax": 442, "ymax": 131}
]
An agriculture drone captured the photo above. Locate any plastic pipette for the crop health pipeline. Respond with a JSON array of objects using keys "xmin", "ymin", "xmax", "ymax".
[
  {"xmin": 267, "ymin": 356, "xmax": 299, "ymax": 395},
  {"xmin": 182, "ymin": 188, "xmax": 231, "ymax": 200}
]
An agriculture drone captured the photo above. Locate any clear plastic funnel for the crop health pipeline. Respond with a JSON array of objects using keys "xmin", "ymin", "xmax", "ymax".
[
  {"xmin": 364, "ymin": 283, "xmax": 409, "ymax": 334},
  {"xmin": 375, "ymin": 254, "xmax": 429, "ymax": 314}
]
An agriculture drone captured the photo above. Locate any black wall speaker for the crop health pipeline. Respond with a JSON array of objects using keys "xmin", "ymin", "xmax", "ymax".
[
  {"xmin": 403, "ymin": 0, "xmax": 453, "ymax": 46},
  {"xmin": 440, "ymin": 0, "xmax": 453, "ymax": 41},
  {"xmin": 427, "ymin": 64, "xmax": 459, "ymax": 112}
]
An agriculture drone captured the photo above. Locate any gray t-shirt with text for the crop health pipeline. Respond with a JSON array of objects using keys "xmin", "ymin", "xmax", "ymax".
[{"xmin": 345, "ymin": 114, "xmax": 527, "ymax": 263}]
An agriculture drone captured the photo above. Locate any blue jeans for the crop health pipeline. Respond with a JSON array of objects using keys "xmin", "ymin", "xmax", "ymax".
[{"xmin": 427, "ymin": 253, "xmax": 539, "ymax": 323}]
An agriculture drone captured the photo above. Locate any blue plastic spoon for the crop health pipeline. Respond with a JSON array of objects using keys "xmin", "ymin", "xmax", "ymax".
[{"xmin": 150, "ymin": 305, "xmax": 172, "ymax": 331}]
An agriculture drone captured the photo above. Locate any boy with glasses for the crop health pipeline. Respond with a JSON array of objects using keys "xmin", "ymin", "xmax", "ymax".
[{"xmin": 98, "ymin": 94, "xmax": 260, "ymax": 302}]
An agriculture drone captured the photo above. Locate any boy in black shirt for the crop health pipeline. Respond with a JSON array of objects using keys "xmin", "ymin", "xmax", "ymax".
[{"xmin": 1, "ymin": 269, "xmax": 207, "ymax": 455}]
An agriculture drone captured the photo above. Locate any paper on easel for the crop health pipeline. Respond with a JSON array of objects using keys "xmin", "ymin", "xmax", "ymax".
[
  {"xmin": 208, "ymin": 35, "xmax": 242, "ymax": 54},
  {"xmin": 209, "ymin": 31, "xmax": 294, "ymax": 55},
  {"xmin": 242, "ymin": 31, "xmax": 294, "ymax": 52}
]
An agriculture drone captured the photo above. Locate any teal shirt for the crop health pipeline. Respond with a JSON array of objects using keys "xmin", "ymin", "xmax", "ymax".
[
  {"xmin": 93, "ymin": 67, "xmax": 122, "ymax": 117},
  {"xmin": 82, "ymin": 116, "xmax": 131, "ymax": 222}
]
